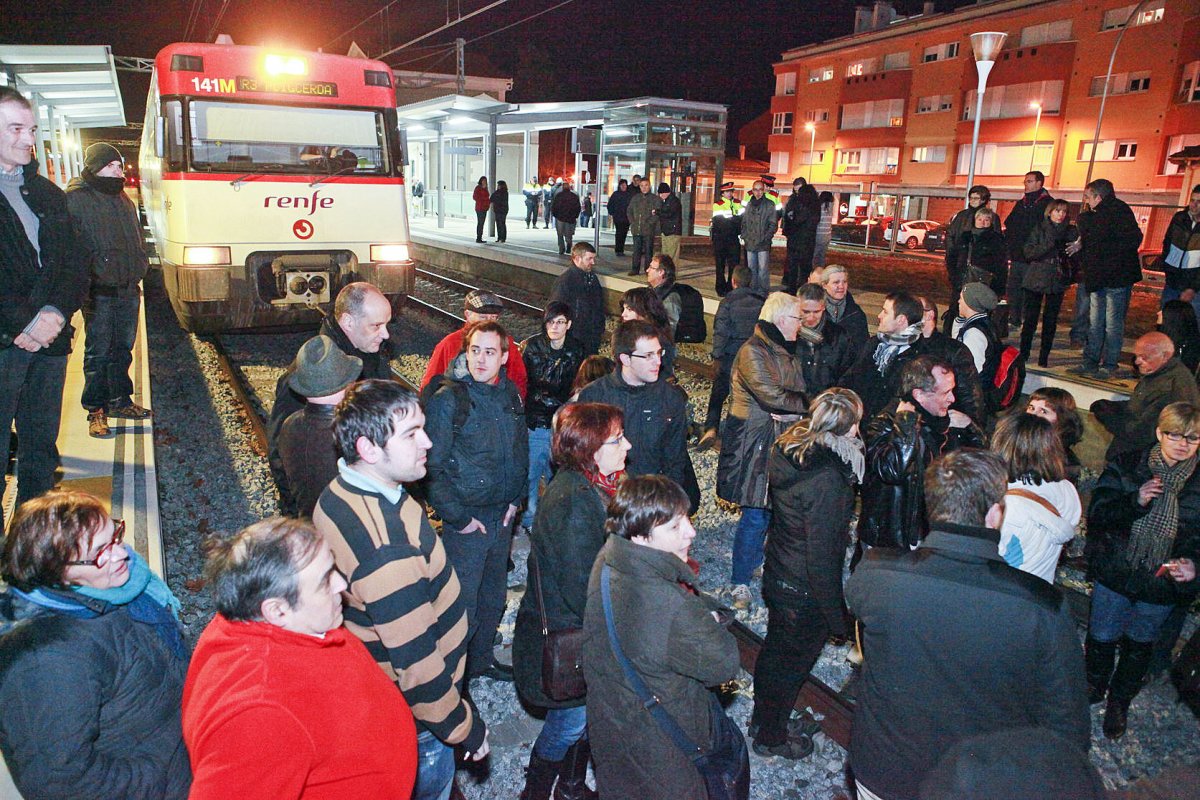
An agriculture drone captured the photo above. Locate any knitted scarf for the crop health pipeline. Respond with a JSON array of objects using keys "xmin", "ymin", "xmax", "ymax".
[
  {"xmin": 1127, "ymin": 445, "xmax": 1198, "ymax": 571},
  {"xmin": 826, "ymin": 295, "xmax": 847, "ymax": 324},
  {"xmin": 872, "ymin": 322, "xmax": 923, "ymax": 375},
  {"xmin": 819, "ymin": 431, "xmax": 865, "ymax": 484},
  {"xmin": 585, "ymin": 468, "xmax": 623, "ymax": 497}
]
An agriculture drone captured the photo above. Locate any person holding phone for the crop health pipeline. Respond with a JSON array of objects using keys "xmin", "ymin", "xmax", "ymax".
[{"xmin": 1084, "ymin": 401, "xmax": 1200, "ymax": 740}]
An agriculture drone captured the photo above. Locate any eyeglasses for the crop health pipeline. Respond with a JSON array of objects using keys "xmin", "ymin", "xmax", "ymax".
[
  {"xmin": 647, "ymin": 264, "xmax": 663, "ymax": 272},
  {"xmin": 602, "ymin": 432, "xmax": 626, "ymax": 447},
  {"xmin": 629, "ymin": 349, "xmax": 665, "ymax": 361},
  {"xmin": 67, "ymin": 520, "xmax": 127, "ymax": 568},
  {"xmin": 546, "ymin": 318, "xmax": 570, "ymax": 327},
  {"xmin": 1163, "ymin": 432, "xmax": 1200, "ymax": 445}
]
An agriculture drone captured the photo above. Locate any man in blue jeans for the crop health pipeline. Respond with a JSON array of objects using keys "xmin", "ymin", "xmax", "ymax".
[
  {"xmin": 1068, "ymin": 179, "xmax": 1144, "ymax": 379},
  {"xmin": 66, "ymin": 142, "xmax": 151, "ymax": 437}
]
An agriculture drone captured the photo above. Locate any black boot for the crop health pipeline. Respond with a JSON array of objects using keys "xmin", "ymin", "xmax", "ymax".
[
  {"xmin": 1104, "ymin": 637, "xmax": 1154, "ymax": 740},
  {"xmin": 553, "ymin": 739, "xmax": 598, "ymax": 800},
  {"xmin": 1085, "ymin": 636, "xmax": 1118, "ymax": 704},
  {"xmin": 520, "ymin": 750, "xmax": 561, "ymax": 800}
]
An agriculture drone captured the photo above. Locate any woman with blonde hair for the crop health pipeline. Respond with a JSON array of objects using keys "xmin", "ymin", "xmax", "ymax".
[{"xmin": 749, "ymin": 387, "xmax": 864, "ymax": 760}]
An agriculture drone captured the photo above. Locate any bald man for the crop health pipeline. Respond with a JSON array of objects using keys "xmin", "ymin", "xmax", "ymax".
[{"xmin": 1091, "ymin": 332, "xmax": 1200, "ymax": 459}]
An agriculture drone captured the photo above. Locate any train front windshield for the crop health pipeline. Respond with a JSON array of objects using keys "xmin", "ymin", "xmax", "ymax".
[{"xmin": 165, "ymin": 99, "xmax": 393, "ymax": 175}]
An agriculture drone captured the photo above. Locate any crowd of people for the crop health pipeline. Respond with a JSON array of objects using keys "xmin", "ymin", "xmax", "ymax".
[{"xmin": 3, "ymin": 67, "xmax": 1200, "ymax": 797}]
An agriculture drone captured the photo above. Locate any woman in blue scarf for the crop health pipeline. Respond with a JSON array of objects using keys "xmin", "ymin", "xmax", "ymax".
[{"xmin": 0, "ymin": 489, "xmax": 191, "ymax": 799}]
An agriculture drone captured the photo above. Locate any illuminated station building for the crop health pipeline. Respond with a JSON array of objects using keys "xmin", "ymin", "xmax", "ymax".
[{"xmin": 767, "ymin": 0, "xmax": 1200, "ymax": 238}]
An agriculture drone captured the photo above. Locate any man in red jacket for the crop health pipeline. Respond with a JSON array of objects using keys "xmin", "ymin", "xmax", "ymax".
[
  {"xmin": 421, "ymin": 289, "xmax": 528, "ymax": 398},
  {"xmin": 183, "ymin": 517, "xmax": 418, "ymax": 799}
]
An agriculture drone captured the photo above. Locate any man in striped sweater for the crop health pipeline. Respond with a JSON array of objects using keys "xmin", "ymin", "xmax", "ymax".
[{"xmin": 314, "ymin": 380, "xmax": 488, "ymax": 800}]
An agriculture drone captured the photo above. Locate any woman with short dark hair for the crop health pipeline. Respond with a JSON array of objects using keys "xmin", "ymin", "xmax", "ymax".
[
  {"xmin": 0, "ymin": 490, "xmax": 190, "ymax": 798},
  {"xmin": 490, "ymin": 179, "xmax": 510, "ymax": 243},
  {"xmin": 1026, "ymin": 387, "xmax": 1084, "ymax": 482},
  {"xmin": 513, "ymin": 403, "xmax": 629, "ymax": 800},
  {"xmin": 582, "ymin": 476, "xmax": 743, "ymax": 800}
]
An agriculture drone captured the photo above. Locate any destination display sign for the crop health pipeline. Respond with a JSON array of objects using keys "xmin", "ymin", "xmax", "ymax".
[{"xmin": 236, "ymin": 76, "xmax": 338, "ymax": 97}]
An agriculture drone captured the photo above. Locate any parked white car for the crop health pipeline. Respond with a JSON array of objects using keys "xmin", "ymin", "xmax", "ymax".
[{"xmin": 884, "ymin": 219, "xmax": 942, "ymax": 249}]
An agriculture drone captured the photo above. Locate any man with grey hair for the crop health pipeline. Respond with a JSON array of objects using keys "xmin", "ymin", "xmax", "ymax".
[
  {"xmin": 268, "ymin": 281, "xmax": 396, "ymax": 514},
  {"xmin": 817, "ymin": 265, "xmax": 868, "ymax": 353},
  {"xmin": 0, "ymin": 85, "xmax": 86, "ymax": 528},
  {"xmin": 846, "ymin": 449, "xmax": 1089, "ymax": 800},
  {"xmin": 184, "ymin": 517, "xmax": 419, "ymax": 797}
]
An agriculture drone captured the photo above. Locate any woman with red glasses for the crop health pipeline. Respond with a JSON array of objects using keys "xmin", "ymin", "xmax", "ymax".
[{"xmin": 0, "ymin": 489, "xmax": 190, "ymax": 798}]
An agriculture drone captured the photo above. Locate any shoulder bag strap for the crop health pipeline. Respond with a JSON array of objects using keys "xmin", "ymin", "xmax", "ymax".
[
  {"xmin": 600, "ymin": 565, "xmax": 704, "ymax": 760},
  {"xmin": 1004, "ymin": 487, "xmax": 1061, "ymax": 518},
  {"xmin": 532, "ymin": 549, "xmax": 549, "ymax": 636}
]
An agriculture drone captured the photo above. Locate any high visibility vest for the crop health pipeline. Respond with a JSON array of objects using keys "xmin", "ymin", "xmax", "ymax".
[{"xmin": 712, "ymin": 197, "xmax": 740, "ymax": 219}]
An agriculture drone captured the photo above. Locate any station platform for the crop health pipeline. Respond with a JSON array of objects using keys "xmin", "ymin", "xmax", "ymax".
[
  {"xmin": 408, "ymin": 212, "xmax": 1137, "ymax": 410},
  {"xmin": 2, "ymin": 296, "xmax": 163, "ymax": 577}
]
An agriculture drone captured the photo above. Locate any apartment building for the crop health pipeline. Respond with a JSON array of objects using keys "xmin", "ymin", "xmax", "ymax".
[{"xmin": 770, "ymin": 0, "xmax": 1200, "ymax": 216}]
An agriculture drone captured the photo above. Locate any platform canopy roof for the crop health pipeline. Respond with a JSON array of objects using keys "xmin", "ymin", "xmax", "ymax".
[{"xmin": 0, "ymin": 44, "xmax": 126, "ymax": 129}]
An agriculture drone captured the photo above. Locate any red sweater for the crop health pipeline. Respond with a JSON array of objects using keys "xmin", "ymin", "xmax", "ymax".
[
  {"xmin": 420, "ymin": 325, "xmax": 529, "ymax": 399},
  {"xmin": 183, "ymin": 614, "xmax": 417, "ymax": 800},
  {"xmin": 473, "ymin": 185, "xmax": 490, "ymax": 212}
]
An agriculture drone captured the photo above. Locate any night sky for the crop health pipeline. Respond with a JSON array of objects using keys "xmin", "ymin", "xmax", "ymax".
[{"xmin": 7, "ymin": 0, "xmax": 974, "ymax": 147}]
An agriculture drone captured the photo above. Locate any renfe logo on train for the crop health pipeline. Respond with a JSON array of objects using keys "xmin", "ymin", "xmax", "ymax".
[{"xmin": 265, "ymin": 191, "xmax": 334, "ymax": 215}]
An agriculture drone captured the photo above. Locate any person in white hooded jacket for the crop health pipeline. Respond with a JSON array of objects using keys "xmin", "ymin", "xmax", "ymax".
[{"xmin": 992, "ymin": 413, "xmax": 1081, "ymax": 583}]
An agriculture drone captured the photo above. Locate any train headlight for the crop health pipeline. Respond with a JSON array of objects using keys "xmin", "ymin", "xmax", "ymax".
[
  {"xmin": 183, "ymin": 246, "xmax": 232, "ymax": 266},
  {"xmin": 371, "ymin": 244, "xmax": 410, "ymax": 263},
  {"xmin": 264, "ymin": 54, "xmax": 307, "ymax": 76}
]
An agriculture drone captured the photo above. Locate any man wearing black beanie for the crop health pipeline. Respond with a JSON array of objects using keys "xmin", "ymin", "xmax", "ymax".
[{"xmin": 67, "ymin": 142, "xmax": 151, "ymax": 437}]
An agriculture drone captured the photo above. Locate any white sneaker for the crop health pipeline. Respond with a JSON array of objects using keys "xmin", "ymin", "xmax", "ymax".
[{"xmin": 730, "ymin": 584, "xmax": 752, "ymax": 610}]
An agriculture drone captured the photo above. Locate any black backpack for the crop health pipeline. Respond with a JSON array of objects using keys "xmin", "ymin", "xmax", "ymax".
[
  {"xmin": 670, "ymin": 283, "xmax": 707, "ymax": 344},
  {"xmin": 955, "ymin": 316, "xmax": 1026, "ymax": 413},
  {"xmin": 418, "ymin": 374, "xmax": 471, "ymax": 435}
]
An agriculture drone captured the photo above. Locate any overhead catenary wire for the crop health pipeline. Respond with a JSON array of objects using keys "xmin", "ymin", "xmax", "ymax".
[{"xmin": 373, "ymin": 0, "xmax": 515, "ymax": 61}]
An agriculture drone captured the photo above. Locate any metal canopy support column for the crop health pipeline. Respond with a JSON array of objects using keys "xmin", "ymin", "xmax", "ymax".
[
  {"xmin": 521, "ymin": 129, "xmax": 531, "ymax": 188},
  {"xmin": 47, "ymin": 107, "xmax": 63, "ymax": 185},
  {"xmin": 29, "ymin": 93, "xmax": 49, "ymax": 180},
  {"xmin": 594, "ymin": 123, "xmax": 605, "ymax": 252},
  {"xmin": 486, "ymin": 114, "xmax": 497, "ymax": 238},
  {"xmin": 435, "ymin": 121, "xmax": 445, "ymax": 229},
  {"xmin": 73, "ymin": 127, "xmax": 84, "ymax": 176}
]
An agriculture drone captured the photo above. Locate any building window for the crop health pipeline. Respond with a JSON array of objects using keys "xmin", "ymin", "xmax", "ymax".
[
  {"xmin": 771, "ymin": 112, "xmax": 793, "ymax": 135},
  {"xmin": 803, "ymin": 108, "xmax": 830, "ymax": 123},
  {"xmin": 916, "ymin": 94, "xmax": 954, "ymax": 114},
  {"xmin": 1089, "ymin": 71, "xmax": 1152, "ymax": 96},
  {"xmin": 1077, "ymin": 140, "xmax": 1139, "ymax": 161},
  {"xmin": 963, "ymin": 80, "xmax": 1063, "ymax": 121},
  {"xmin": 1101, "ymin": 0, "xmax": 1165, "ymax": 30},
  {"xmin": 1179, "ymin": 61, "xmax": 1200, "ymax": 103},
  {"xmin": 1164, "ymin": 134, "xmax": 1200, "ymax": 174},
  {"xmin": 956, "ymin": 142, "xmax": 1054, "ymax": 174},
  {"xmin": 798, "ymin": 150, "xmax": 826, "ymax": 165},
  {"xmin": 841, "ymin": 98, "xmax": 905, "ymax": 130},
  {"xmin": 838, "ymin": 146, "xmax": 899, "ymax": 174},
  {"xmin": 846, "ymin": 57, "xmax": 879, "ymax": 78},
  {"xmin": 776, "ymin": 72, "xmax": 797, "ymax": 96},
  {"xmin": 911, "ymin": 145, "xmax": 947, "ymax": 163},
  {"xmin": 1020, "ymin": 20, "xmax": 1073, "ymax": 46},
  {"xmin": 808, "ymin": 66, "xmax": 834, "ymax": 83},
  {"xmin": 883, "ymin": 51, "xmax": 910, "ymax": 70},
  {"xmin": 770, "ymin": 151, "xmax": 791, "ymax": 175},
  {"xmin": 922, "ymin": 41, "xmax": 960, "ymax": 63}
]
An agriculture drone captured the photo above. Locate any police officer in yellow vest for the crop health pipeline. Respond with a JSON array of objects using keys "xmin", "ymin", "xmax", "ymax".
[{"xmin": 712, "ymin": 182, "xmax": 742, "ymax": 296}]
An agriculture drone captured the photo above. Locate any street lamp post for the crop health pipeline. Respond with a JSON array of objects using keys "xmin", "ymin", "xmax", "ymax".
[
  {"xmin": 1029, "ymin": 101, "xmax": 1043, "ymax": 172},
  {"xmin": 804, "ymin": 122, "xmax": 816, "ymax": 183},
  {"xmin": 965, "ymin": 31, "xmax": 1008, "ymax": 206}
]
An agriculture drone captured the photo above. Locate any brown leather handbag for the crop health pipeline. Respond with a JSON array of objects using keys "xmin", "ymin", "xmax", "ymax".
[{"xmin": 532, "ymin": 551, "xmax": 587, "ymax": 701}]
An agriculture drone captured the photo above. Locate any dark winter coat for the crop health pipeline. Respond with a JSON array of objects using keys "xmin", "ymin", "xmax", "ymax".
[
  {"xmin": 583, "ymin": 535, "xmax": 740, "ymax": 800},
  {"xmin": 846, "ymin": 522, "xmax": 1090, "ymax": 800},
  {"xmin": 827, "ymin": 291, "xmax": 869, "ymax": 355},
  {"xmin": 658, "ymin": 193, "xmax": 683, "ymax": 236},
  {"xmin": 956, "ymin": 226, "xmax": 1009, "ymax": 296},
  {"xmin": 1159, "ymin": 208, "xmax": 1200, "ymax": 293},
  {"xmin": 277, "ymin": 402, "xmax": 339, "ymax": 518},
  {"xmin": 797, "ymin": 318, "xmax": 856, "ymax": 394},
  {"xmin": 521, "ymin": 332, "xmax": 585, "ymax": 429},
  {"xmin": 717, "ymin": 322, "xmax": 809, "ymax": 508},
  {"xmin": 65, "ymin": 172, "xmax": 149, "ymax": 294},
  {"xmin": 857, "ymin": 401, "xmax": 986, "ymax": 549},
  {"xmin": 711, "ymin": 287, "xmax": 765, "ymax": 361},
  {"xmin": 0, "ymin": 160, "xmax": 86, "ymax": 354},
  {"xmin": 578, "ymin": 370, "xmax": 699, "ymax": 512},
  {"xmin": 1092, "ymin": 357, "xmax": 1200, "ymax": 460},
  {"xmin": 489, "ymin": 188, "xmax": 509, "ymax": 217},
  {"xmin": 1021, "ymin": 217, "xmax": 1077, "ymax": 295},
  {"xmin": 551, "ymin": 188, "xmax": 582, "ymax": 224},
  {"xmin": 740, "ymin": 193, "xmax": 778, "ymax": 252},
  {"xmin": 512, "ymin": 469, "xmax": 607, "ymax": 709},
  {"xmin": 627, "ymin": 192, "xmax": 661, "ymax": 237},
  {"xmin": 548, "ymin": 264, "xmax": 605, "ymax": 356},
  {"xmin": 606, "ymin": 188, "xmax": 631, "ymax": 224},
  {"xmin": 765, "ymin": 441, "xmax": 857, "ymax": 634},
  {"xmin": 423, "ymin": 374, "xmax": 528, "ymax": 530},
  {"xmin": 1086, "ymin": 447, "xmax": 1200, "ymax": 607},
  {"xmin": 1077, "ymin": 194, "xmax": 1144, "ymax": 290},
  {"xmin": 944, "ymin": 205, "xmax": 1001, "ymax": 283},
  {"xmin": 781, "ymin": 185, "xmax": 819, "ymax": 248},
  {"xmin": 1004, "ymin": 187, "xmax": 1053, "ymax": 261},
  {"xmin": 267, "ymin": 316, "xmax": 395, "ymax": 513},
  {"xmin": 0, "ymin": 588, "xmax": 191, "ymax": 799}
]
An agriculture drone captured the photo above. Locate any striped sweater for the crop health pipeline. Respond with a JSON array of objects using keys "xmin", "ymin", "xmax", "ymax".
[{"xmin": 314, "ymin": 475, "xmax": 485, "ymax": 752}]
